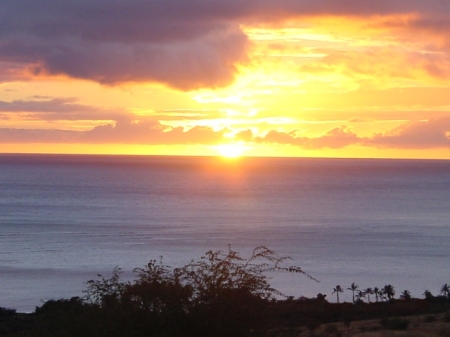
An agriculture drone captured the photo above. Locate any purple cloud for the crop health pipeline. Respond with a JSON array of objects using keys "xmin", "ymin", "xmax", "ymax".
[
  {"xmin": 1, "ymin": 1, "xmax": 449, "ymax": 89},
  {"xmin": 0, "ymin": 1, "xmax": 250, "ymax": 90},
  {"xmin": 238, "ymin": 117, "xmax": 450, "ymax": 150},
  {"xmin": 0, "ymin": 97, "xmax": 127, "ymax": 122},
  {"xmin": 369, "ymin": 117, "xmax": 450, "ymax": 149},
  {"xmin": 0, "ymin": 120, "xmax": 227, "ymax": 145},
  {"xmin": 1, "ymin": 116, "xmax": 450, "ymax": 150},
  {"xmin": 256, "ymin": 126, "xmax": 360, "ymax": 149}
]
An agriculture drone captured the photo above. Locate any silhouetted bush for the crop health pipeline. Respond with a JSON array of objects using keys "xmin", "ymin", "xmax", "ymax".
[
  {"xmin": 3, "ymin": 247, "xmax": 450, "ymax": 337},
  {"xmin": 81, "ymin": 246, "xmax": 312, "ymax": 337}
]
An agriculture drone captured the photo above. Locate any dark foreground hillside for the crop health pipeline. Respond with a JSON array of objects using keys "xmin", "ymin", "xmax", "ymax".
[
  {"xmin": 1, "ymin": 247, "xmax": 449, "ymax": 337},
  {"xmin": 1, "ymin": 297, "xmax": 450, "ymax": 337}
]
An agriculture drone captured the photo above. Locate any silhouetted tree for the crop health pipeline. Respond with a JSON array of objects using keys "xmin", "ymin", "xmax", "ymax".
[
  {"xmin": 177, "ymin": 246, "xmax": 317, "ymax": 301},
  {"xmin": 355, "ymin": 290, "xmax": 365, "ymax": 303},
  {"xmin": 363, "ymin": 287, "xmax": 374, "ymax": 303},
  {"xmin": 382, "ymin": 284, "xmax": 395, "ymax": 300},
  {"xmin": 423, "ymin": 289, "xmax": 433, "ymax": 300},
  {"xmin": 374, "ymin": 287, "xmax": 380, "ymax": 302},
  {"xmin": 347, "ymin": 283, "xmax": 359, "ymax": 303},
  {"xmin": 399, "ymin": 290, "xmax": 412, "ymax": 300},
  {"xmin": 316, "ymin": 293, "xmax": 327, "ymax": 301},
  {"xmin": 332, "ymin": 285, "xmax": 344, "ymax": 304},
  {"xmin": 440, "ymin": 283, "xmax": 450, "ymax": 298},
  {"xmin": 83, "ymin": 246, "xmax": 316, "ymax": 337},
  {"xmin": 84, "ymin": 266, "xmax": 129, "ymax": 307}
]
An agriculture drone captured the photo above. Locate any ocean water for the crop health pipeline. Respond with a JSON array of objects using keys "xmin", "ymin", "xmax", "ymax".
[{"xmin": 0, "ymin": 154, "xmax": 449, "ymax": 312}]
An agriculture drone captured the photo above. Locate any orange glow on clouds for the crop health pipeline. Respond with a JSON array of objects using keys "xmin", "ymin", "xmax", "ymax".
[{"xmin": 1, "ymin": 3, "xmax": 450, "ymax": 159}]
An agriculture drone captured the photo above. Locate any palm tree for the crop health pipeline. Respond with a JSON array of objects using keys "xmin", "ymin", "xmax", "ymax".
[
  {"xmin": 400, "ymin": 289, "xmax": 412, "ymax": 300},
  {"xmin": 332, "ymin": 285, "xmax": 344, "ymax": 303},
  {"xmin": 423, "ymin": 289, "xmax": 433, "ymax": 300},
  {"xmin": 374, "ymin": 287, "xmax": 380, "ymax": 302},
  {"xmin": 440, "ymin": 283, "xmax": 450, "ymax": 298},
  {"xmin": 355, "ymin": 290, "xmax": 366, "ymax": 303},
  {"xmin": 382, "ymin": 284, "xmax": 395, "ymax": 300},
  {"xmin": 347, "ymin": 283, "xmax": 359, "ymax": 303},
  {"xmin": 363, "ymin": 287, "xmax": 374, "ymax": 303}
]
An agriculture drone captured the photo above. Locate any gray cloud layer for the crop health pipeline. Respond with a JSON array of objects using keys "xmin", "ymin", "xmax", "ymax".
[{"xmin": 1, "ymin": 0, "xmax": 449, "ymax": 89}]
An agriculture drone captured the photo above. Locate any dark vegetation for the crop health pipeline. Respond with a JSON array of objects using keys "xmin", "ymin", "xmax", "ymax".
[{"xmin": 1, "ymin": 247, "xmax": 449, "ymax": 337}]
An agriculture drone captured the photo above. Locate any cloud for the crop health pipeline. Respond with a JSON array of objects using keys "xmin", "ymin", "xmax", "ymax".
[
  {"xmin": 85, "ymin": 121, "xmax": 227, "ymax": 144},
  {"xmin": 0, "ymin": 120, "xmax": 228, "ymax": 145},
  {"xmin": 2, "ymin": 115, "xmax": 450, "ymax": 150},
  {"xmin": 0, "ymin": 97, "xmax": 99, "ymax": 113},
  {"xmin": 235, "ymin": 129, "xmax": 254, "ymax": 142},
  {"xmin": 0, "ymin": 1, "xmax": 250, "ymax": 90},
  {"xmin": 0, "ymin": 97, "xmax": 125, "ymax": 121},
  {"xmin": 239, "ymin": 117, "xmax": 450, "ymax": 150},
  {"xmin": 369, "ymin": 116, "xmax": 450, "ymax": 148},
  {"xmin": 298, "ymin": 44, "xmax": 450, "ymax": 89},
  {"xmin": 0, "ymin": 61, "xmax": 29, "ymax": 82},
  {"xmin": 1, "ymin": 1, "xmax": 450, "ymax": 89},
  {"xmin": 256, "ymin": 126, "xmax": 360, "ymax": 149}
]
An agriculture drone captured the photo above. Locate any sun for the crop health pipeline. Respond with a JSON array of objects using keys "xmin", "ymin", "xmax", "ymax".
[{"xmin": 214, "ymin": 143, "xmax": 249, "ymax": 158}]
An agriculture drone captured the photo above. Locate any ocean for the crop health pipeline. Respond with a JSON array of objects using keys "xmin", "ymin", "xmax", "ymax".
[{"xmin": 0, "ymin": 154, "xmax": 449, "ymax": 312}]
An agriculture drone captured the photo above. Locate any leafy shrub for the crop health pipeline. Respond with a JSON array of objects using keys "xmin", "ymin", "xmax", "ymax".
[{"xmin": 82, "ymin": 246, "xmax": 314, "ymax": 337}]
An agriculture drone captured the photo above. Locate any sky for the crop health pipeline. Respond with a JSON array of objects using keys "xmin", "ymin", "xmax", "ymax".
[{"xmin": 1, "ymin": 0, "xmax": 450, "ymax": 158}]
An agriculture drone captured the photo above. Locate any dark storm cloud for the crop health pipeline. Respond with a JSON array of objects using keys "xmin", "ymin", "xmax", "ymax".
[{"xmin": 0, "ymin": 0, "xmax": 448, "ymax": 90}]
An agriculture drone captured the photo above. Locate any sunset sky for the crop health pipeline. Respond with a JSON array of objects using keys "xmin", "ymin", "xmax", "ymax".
[{"xmin": 1, "ymin": 0, "xmax": 450, "ymax": 158}]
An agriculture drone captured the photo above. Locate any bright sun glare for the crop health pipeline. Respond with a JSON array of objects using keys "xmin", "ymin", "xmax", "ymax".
[{"xmin": 214, "ymin": 143, "xmax": 248, "ymax": 158}]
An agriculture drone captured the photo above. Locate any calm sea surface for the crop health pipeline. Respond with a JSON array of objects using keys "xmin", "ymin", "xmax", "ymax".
[{"xmin": 0, "ymin": 154, "xmax": 449, "ymax": 312}]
